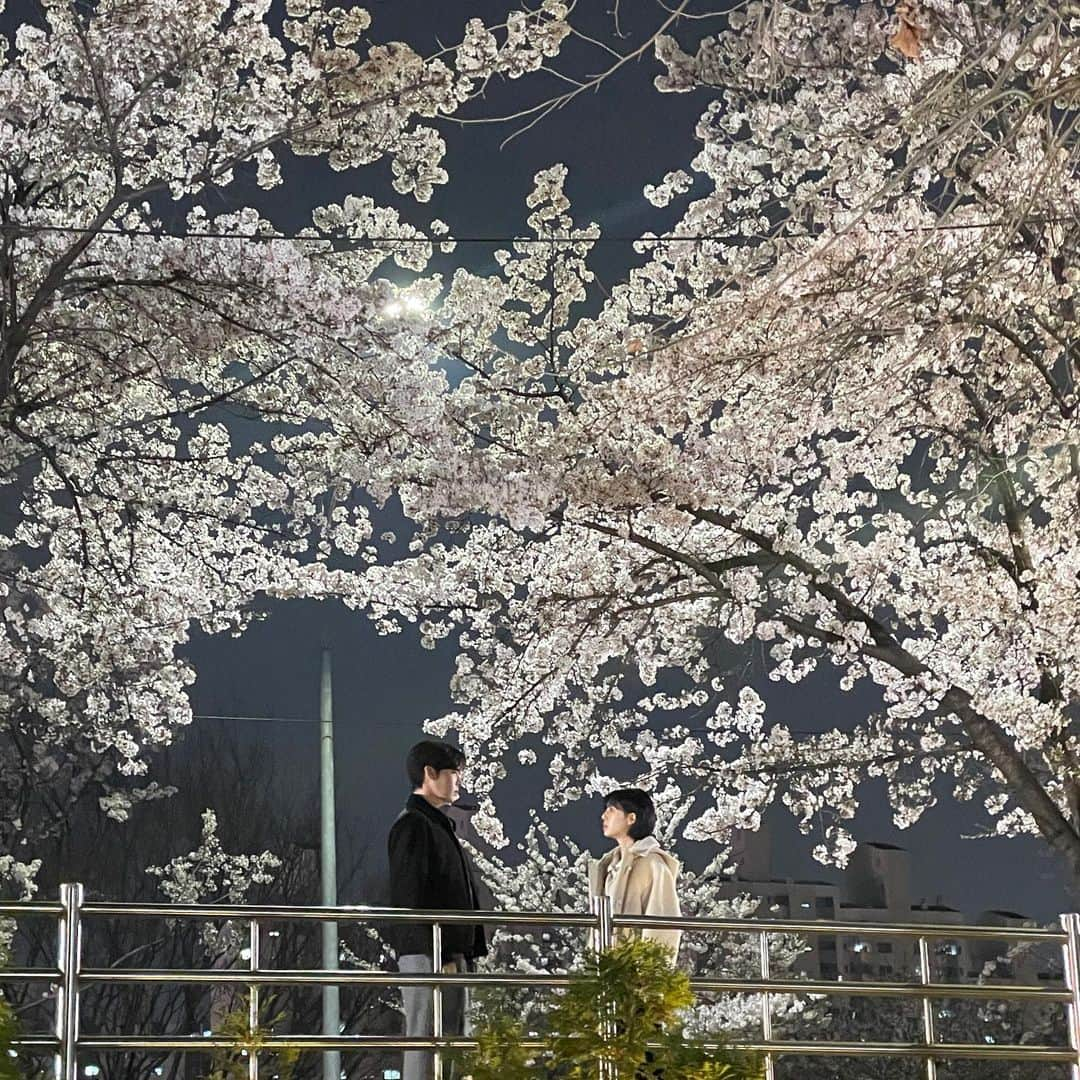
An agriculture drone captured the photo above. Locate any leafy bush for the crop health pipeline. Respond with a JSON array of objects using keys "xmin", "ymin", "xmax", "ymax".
[
  {"xmin": 202, "ymin": 993, "xmax": 299, "ymax": 1080},
  {"xmin": 0, "ymin": 991, "xmax": 19, "ymax": 1080},
  {"xmin": 455, "ymin": 938, "xmax": 763, "ymax": 1079}
]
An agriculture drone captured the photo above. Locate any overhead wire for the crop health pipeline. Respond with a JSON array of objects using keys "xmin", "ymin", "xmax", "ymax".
[
  {"xmin": 194, "ymin": 713, "xmax": 315, "ymax": 724},
  {"xmin": 0, "ymin": 215, "xmax": 1074, "ymax": 245}
]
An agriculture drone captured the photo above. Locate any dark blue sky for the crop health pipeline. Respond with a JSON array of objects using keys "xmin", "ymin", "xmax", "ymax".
[{"xmin": 180, "ymin": 1, "xmax": 1070, "ymax": 921}]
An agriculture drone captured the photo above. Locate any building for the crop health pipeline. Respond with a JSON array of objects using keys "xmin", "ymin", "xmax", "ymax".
[{"xmin": 721, "ymin": 831, "xmax": 1049, "ymax": 984}]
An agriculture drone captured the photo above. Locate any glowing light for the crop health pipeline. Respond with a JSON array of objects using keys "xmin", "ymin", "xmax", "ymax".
[{"xmin": 384, "ymin": 296, "xmax": 426, "ymax": 318}]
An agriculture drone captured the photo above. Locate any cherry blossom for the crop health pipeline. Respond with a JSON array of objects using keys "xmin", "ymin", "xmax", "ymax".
[
  {"xmin": 146, "ymin": 808, "xmax": 281, "ymax": 955},
  {"xmin": 0, "ymin": 0, "xmax": 569, "ymax": 865},
  {"xmin": 364, "ymin": 1, "xmax": 1080, "ymax": 884}
]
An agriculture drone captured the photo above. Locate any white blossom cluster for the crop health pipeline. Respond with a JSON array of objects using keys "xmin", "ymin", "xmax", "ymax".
[
  {"xmin": 97, "ymin": 781, "xmax": 177, "ymax": 823},
  {"xmin": 0, "ymin": 853, "xmax": 43, "ymax": 953},
  {"xmin": 0, "ymin": 0, "xmax": 569, "ymax": 869},
  {"xmin": 145, "ymin": 809, "xmax": 281, "ymax": 956},
  {"xmin": 357, "ymin": 1, "xmax": 1080, "ymax": 881}
]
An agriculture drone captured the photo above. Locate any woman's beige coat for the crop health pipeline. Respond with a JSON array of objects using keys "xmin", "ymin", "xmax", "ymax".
[{"xmin": 587, "ymin": 835, "xmax": 681, "ymax": 958}]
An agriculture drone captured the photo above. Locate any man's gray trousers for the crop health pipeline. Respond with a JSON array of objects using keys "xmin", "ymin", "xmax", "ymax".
[{"xmin": 398, "ymin": 953, "xmax": 467, "ymax": 1080}]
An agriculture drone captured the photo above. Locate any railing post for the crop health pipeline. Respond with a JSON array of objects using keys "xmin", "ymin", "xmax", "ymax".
[
  {"xmin": 432, "ymin": 922, "xmax": 443, "ymax": 1080},
  {"xmin": 591, "ymin": 894, "xmax": 614, "ymax": 953},
  {"xmin": 590, "ymin": 897, "xmax": 615, "ymax": 1079},
  {"xmin": 248, "ymin": 919, "xmax": 260, "ymax": 1080},
  {"xmin": 759, "ymin": 931, "xmax": 775, "ymax": 1080},
  {"xmin": 54, "ymin": 883, "xmax": 83, "ymax": 1080},
  {"xmin": 1060, "ymin": 913, "xmax": 1080, "ymax": 1080},
  {"xmin": 917, "ymin": 937, "xmax": 938, "ymax": 1080}
]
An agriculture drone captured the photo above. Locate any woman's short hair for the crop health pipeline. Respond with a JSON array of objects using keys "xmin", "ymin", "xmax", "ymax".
[
  {"xmin": 604, "ymin": 788, "xmax": 657, "ymax": 840},
  {"xmin": 406, "ymin": 740, "xmax": 465, "ymax": 788}
]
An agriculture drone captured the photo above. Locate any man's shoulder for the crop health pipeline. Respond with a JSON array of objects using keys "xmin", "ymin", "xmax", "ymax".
[
  {"xmin": 389, "ymin": 804, "xmax": 435, "ymax": 839},
  {"xmin": 390, "ymin": 805, "xmax": 424, "ymax": 828}
]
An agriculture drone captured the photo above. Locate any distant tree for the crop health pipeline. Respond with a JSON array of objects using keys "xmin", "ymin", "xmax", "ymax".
[{"xmin": 6, "ymin": 728, "xmax": 396, "ymax": 1080}]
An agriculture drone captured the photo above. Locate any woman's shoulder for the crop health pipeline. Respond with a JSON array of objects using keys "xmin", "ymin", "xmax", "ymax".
[
  {"xmin": 636, "ymin": 845, "xmax": 679, "ymax": 876},
  {"xmin": 589, "ymin": 847, "xmax": 619, "ymax": 870}
]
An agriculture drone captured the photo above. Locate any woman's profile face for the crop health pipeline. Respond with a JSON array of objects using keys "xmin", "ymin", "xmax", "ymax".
[{"xmin": 601, "ymin": 802, "xmax": 636, "ymax": 841}]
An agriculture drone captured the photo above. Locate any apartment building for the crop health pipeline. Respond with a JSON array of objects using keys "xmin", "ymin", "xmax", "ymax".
[{"xmin": 720, "ymin": 830, "xmax": 1049, "ymax": 984}]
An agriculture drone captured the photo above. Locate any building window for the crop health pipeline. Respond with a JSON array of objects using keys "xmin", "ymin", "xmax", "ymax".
[{"xmin": 878, "ymin": 942, "xmax": 893, "ymax": 953}]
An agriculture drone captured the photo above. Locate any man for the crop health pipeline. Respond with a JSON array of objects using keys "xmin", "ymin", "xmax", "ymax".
[{"xmin": 388, "ymin": 740, "xmax": 487, "ymax": 1080}]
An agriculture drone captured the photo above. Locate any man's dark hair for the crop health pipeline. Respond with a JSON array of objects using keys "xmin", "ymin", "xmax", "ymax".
[
  {"xmin": 406, "ymin": 740, "xmax": 466, "ymax": 789},
  {"xmin": 604, "ymin": 788, "xmax": 657, "ymax": 840}
]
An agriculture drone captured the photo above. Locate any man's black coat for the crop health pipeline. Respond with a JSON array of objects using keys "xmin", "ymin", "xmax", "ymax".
[{"xmin": 387, "ymin": 794, "xmax": 487, "ymax": 961}]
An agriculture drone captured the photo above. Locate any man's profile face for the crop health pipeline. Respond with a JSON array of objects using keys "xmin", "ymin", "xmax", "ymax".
[{"xmin": 425, "ymin": 765, "xmax": 462, "ymax": 806}]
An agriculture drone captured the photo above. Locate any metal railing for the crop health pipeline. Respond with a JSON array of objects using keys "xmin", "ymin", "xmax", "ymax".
[{"xmin": 1, "ymin": 883, "xmax": 1079, "ymax": 1080}]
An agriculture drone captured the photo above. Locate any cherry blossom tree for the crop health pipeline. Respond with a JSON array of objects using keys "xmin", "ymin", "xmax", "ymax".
[
  {"xmin": 0, "ymin": 0, "xmax": 570, "ymax": 895},
  {"xmin": 362, "ymin": 0, "xmax": 1080, "ymax": 886}
]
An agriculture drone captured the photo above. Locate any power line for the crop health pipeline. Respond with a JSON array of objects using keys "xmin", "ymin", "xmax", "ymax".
[
  {"xmin": 194, "ymin": 712, "xmax": 315, "ymax": 724},
  {"xmin": 0, "ymin": 220, "xmax": 690, "ymax": 243},
  {"xmin": 194, "ymin": 712, "xmax": 406, "ymax": 728},
  {"xmin": 0, "ymin": 221, "xmax": 760, "ymax": 243},
  {"xmin": 0, "ymin": 215, "xmax": 1072, "ymax": 246}
]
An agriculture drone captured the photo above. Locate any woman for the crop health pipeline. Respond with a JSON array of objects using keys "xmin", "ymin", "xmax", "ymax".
[{"xmin": 587, "ymin": 787, "xmax": 682, "ymax": 959}]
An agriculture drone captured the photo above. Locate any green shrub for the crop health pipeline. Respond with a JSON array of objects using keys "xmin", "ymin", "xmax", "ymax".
[
  {"xmin": 455, "ymin": 938, "xmax": 763, "ymax": 1079},
  {"xmin": 202, "ymin": 993, "xmax": 299, "ymax": 1080},
  {"xmin": 0, "ymin": 992, "xmax": 19, "ymax": 1080}
]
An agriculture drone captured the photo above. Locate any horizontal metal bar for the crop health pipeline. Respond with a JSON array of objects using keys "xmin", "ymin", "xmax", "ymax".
[
  {"xmin": 81, "ymin": 968, "xmax": 573, "ymax": 988},
  {"xmin": 734, "ymin": 1040, "xmax": 1078, "ymax": 1062},
  {"xmin": 77, "ymin": 901, "xmax": 1067, "ymax": 943},
  {"xmin": 9, "ymin": 890, "xmax": 1073, "ymax": 1070},
  {"xmin": 81, "ymin": 902, "xmax": 595, "ymax": 927},
  {"xmin": 75, "ymin": 966, "xmax": 1069, "ymax": 1003},
  {"xmin": 74, "ymin": 1036, "xmax": 536, "ymax": 1052},
  {"xmin": 688, "ymin": 976, "xmax": 1072, "ymax": 1002},
  {"xmin": 47, "ymin": 1035, "xmax": 1078, "ymax": 1062},
  {"xmin": 614, "ymin": 914, "xmax": 1067, "ymax": 942},
  {"xmin": 0, "ymin": 967, "xmax": 62, "ymax": 982}
]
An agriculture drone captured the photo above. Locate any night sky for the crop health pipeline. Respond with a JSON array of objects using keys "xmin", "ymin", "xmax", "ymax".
[{"xmin": 177, "ymin": 1, "xmax": 1070, "ymax": 921}]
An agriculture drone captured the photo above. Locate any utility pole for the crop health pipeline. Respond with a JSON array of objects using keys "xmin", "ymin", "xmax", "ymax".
[{"xmin": 320, "ymin": 648, "xmax": 341, "ymax": 1080}]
